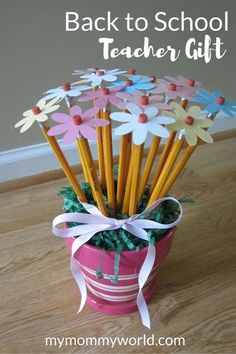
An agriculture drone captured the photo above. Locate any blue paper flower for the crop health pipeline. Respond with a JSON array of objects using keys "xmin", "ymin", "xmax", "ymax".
[
  {"xmin": 112, "ymin": 75, "xmax": 155, "ymax": 93},
  {"xmin": 193, "ymin": 89, "xmax": 236, "ymax": 117}
]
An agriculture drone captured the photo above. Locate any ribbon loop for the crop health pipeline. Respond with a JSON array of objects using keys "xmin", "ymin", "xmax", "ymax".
[{"xmin": 52, "ymin": 197, "xmax": 183, "ymax": 328}]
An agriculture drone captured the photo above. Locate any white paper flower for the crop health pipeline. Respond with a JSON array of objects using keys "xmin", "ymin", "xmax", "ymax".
[
  {"xmin": 15, "ymin": 98, "xmax": 60, "ymax": 133},
  {"xmin": 81, "ymin": 69, "xmax": 127, "ymax": 86},
  {"xmin": 72, "ymin": 67, "xmax": 98, "ymax": 76},
  {"xmin": 110, "ymin": 103, "xmax": 175, "ymax": 145},
  {"xmin": 43, "ymin": 82, "xmax": 90, "ymax": 101}
]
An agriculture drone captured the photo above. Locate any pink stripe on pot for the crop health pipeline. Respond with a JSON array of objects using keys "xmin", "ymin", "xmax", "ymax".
[{"xmin": 66, "ymin": 228, "xmax": 175, "ymax": 315}]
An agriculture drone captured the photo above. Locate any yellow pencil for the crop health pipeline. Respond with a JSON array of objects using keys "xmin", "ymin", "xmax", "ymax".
[
  {"xmin": 137, "ymin": 136, "xmax": 161, "ymax": 201},
  {"xmin": 121, "ymin": 144, "xmax": 135, "ymax": 214},
  {"xmin": 158, "ymin": 144, "xmax": 196, "ymax": 198},
  {"xmin": 66, "ymin": 92, "xmax": 90, "ymax": 183},
  {"xmin": 116, "ymin": 133, "xmax": 131, "ymax": 209},
  {"xmin": 76, "ymin": 136, "xmax": 108, "ymax": 216},
  {"xmin": 129, "ymin": 144, "xmax": 144, "ymax": 215},
  {"xmin": 102, "ymin": 110, "xmax": 116, "ymax": 211},
  {"xmin": 93, "ymin": 87, "xmax": 106, "ymax": 190},
  {"xmin": 149, "ymin": 98, "xmax": 188, "ymax": 195},
  {"xmin": 147, "ymin": 138, "xmax": 184, "ymax": 206},
  {"xmin": 96, "ymin": 110, "xmax": 106, "ymax": 190},
  {"xmin": 41, "ymin": 123, "xmax": 87, "ymax": 202}
]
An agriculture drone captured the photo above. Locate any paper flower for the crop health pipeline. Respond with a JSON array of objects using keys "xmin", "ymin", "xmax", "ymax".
[
  {"xmin": 117, "ymin": 90, "xmax": 171, "ymax": 110},
  {"xmin": 47, "ymin": 105, "xmax": 109, "ymax": 144},
  {"xmin": 149, "ymin": 79, "xmax": 192, "ymax": 100},
  {"xmin": 78, "ymin": 86, "xmax": 124, "ymax": 109},
  {"xmin": 80, "ymin": 69, "xmax": 127, "ymax": 87},
  {"xmin": 72, "ymin": 67, "xmax": 98, "ymax": 76},
  {"xmin": 165, "ymin": 75, "xmax": 202, "ymax": 90},
  {"xmin": 43, "ymin": 82, "xmax": 90, "ymax": 102},
  {"xmin": 15, "ymin": 98, "xmax": 60, "ymax": 133},
  {"xmin": 164, "ymin": 75, "xmax": 202, "ymax": 99},
  {"xmin": 112, "ymin": 75, "xmax": 155, "ymax": 93},
  {"xmin": 110, "ymin": 103, "xmax": 175, "ymax": 145},
  {"xmin": 167, "ymin": 102, "xmax": 214, "ymax": 145},
  {"xmin": 193, "ymin": 89, "xmax": 236, "ymax": 117}
]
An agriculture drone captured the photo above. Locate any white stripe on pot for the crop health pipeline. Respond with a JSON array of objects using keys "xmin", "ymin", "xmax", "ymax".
[
  {"xmin": 81, "ymin": 271, "xmax": 156, "ymax": 293},
  {"xmin": 86, "ymin": 283, "xmax": 138, "ymax": 301},
  {"xmin": 86, "ymin": 280, "xmax": 153, "ymax": 302},
  {"xmin": 77, "ymin": 261, "xmax": 158, "ymax": 280}
]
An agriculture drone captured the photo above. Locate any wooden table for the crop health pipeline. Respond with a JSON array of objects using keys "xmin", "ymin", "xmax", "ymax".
[{"xmin": 1, "ymin": 136, "xmax": 236, "ymax": 354}]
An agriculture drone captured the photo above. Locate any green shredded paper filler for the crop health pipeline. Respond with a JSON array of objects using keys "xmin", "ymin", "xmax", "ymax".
[{"xmin": 57, "ymin": 182, "xmax": 189, "ymax": 281}]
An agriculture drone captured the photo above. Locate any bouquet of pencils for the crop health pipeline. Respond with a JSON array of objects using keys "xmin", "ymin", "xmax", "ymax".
[
  {"xmin": 15, "ymin": 68, "xmax": 236, "ymax": 216},
  {"xmin": 15, "ymin": 68, "xmax": 236, "ymax": 328}
]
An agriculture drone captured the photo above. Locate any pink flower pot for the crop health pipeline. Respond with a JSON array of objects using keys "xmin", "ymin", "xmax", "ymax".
[{"xmin": 66, "ymin": 228, "xmax": 175, "ymax": 315}]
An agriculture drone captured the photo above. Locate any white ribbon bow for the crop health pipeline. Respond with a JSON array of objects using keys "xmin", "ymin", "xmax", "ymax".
[{"xmin": 52, "ymin": 197, "xmax": 183, "ymax": 328}]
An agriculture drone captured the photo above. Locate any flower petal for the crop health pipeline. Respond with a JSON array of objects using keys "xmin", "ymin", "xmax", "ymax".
[
  {"xmin": 43, "ymin": 92, "xmax": 62, "ymax": 101},
  {"xmin": 44, "ymin": 105, "xmax": 60, "ymax": 114},
  {"xmin": 85, "ymin": 119, "xmax": 109, "ymax": 127},
  {"xmin": 15, "ymin": 117, "xmax": 28, "ymax": 128},
  {"xmin": 63, "ymin": 128, "xmax": 78, "ymax": 144},
  {"xmin": 221, "ymin": 105, "xmax": 235, "ymax": 117},
  {"xmin": 51, "ymin": 112, "xmax": 70, "ymax": 123},
  {"xmin": 70, "ymin": 105, "xmax": 82, "ymax": 117},
  {"xmin": 78, "ymin": 92, "xmax": 98, "ymax": 102},
  {"xmin": 82, "ymin": 107, "xmax": 99, "ymax": 119},
  {"xmin": 35, "ymin": 113, "xmax": 48, "ymax": 122},
  {"xmin": 109, "ymin": 95, "xmax": 123, "ymax": 107},
  {"xmin": 45, "ymin": 97, "xmax": 60, "ymax": 107},
  {"xmin": 47, "ymin": 124, "xmax": 69, "ymax": 136},
  {"xmin": 110, "ymin": 112, "xmax": 133, "ymax": 123},
  {"xmin": 95, "ymin": 95, "xmax": 108, "ymax": 109},
  {"xmin": 23, "ymin": 109, "xmax": 33, "ymax": 117},
  {"xmin": 133, "ymin": 125, "xmax": 147, "ymax": 145},
  {"xmin": 171, "ymin": 102, "xmax": 186, "ymax": 118},
  {"xmin": 187, "ymin": 106, "xmax": 201, "ymax": 119},
  {"xmin": 114, "ymin": 122, "xmax": 135, "ymax": 136},
  {"xmin": 195, "ymin": 127, "xmax": 213, "ymax": 143},
  {"xmin": 144, "ymin": 106, "xmax": 158, "ymax": 117},
  {"xmin": 135, "ymin": 83, "xmax": 155, "ymax": 91},
  {"xmin": 147, "ymin": 122, "xmax": 169, "ymax": 138},
  {"xmin": 185, "ymin": 126, "xmax": 198, "ymax": 146},
  {"xmin": 104, "ymin": 75, "xmax": 117, "ymax": 82},
  {"xmin": 169, "ymin": 121, "xmax": 185, "ymax": 131},
  {"xmin": 155, "ymin": 116, "xmax": 175, "ymax": 125},
  {"xmin": 117, "ymin": 92, "xmax": 132, "ymax": 101},
  {"xmin": 126, "ymin": 103, "xmax": 142, "ymax": 116},
  {"xmin": 20, "ymin": 117, "xmax": 35, "ymax": 133},
  {"xmin": 195, "ymin": 118, "xmax": 213, "ymax": 128},
  {"xmin": 79, "ymin": 125, "xmax": 97, "ymax": 140},
  {"xmin": 149, "ymin": 94, "xmax": 163, "ymax": 103},
  {"xmin": 149, "ymin": 87, "xmax": 165, "ymax": 95},
  {"xmin": 205, "ymin": 103, "xmax": 219, "ymax": 114}
]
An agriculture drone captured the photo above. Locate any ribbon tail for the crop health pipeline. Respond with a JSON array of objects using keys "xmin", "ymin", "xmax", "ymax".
[
  {"xmin": 70, "ymin": 257, "xmax": 87, "ymax": 313},
  {"xmin": 137, "ymin": 244, "xmax": 156, "ymax": 329},
  {"xmin": 70, "ymin": 233, "xmax": 96, "ymax": 314}
]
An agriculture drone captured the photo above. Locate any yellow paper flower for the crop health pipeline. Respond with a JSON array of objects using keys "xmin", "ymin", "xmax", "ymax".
[
  {"xmin": 167, "ymin": 102, "xmax": 214, "ymax": 145},
  {"xmin": 15, "ymin": 98, "xmax": 60, "ymax": 133}
]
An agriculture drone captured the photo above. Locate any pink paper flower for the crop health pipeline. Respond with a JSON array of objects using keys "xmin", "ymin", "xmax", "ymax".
[
  {"xmin": 149, "ymin": 79, "xmax": 192, "ymax": 101},
  {"xmin": 78, "ymin": 86, "xmax": 124, "ymax": 109},
  {"xmin": 165, "ymin": 75, "xmax": 202, "ymax": 99},
  {"xmin": 48, "ymin": 105, "xmax": 109, "ymax": 144},
  {"xmin": 165, "ymin": 75, "xmax": 202, "ymax": 90},
  {"xmin": 117, "ymin": 90, "xmax": 171, "ymax": 110}
]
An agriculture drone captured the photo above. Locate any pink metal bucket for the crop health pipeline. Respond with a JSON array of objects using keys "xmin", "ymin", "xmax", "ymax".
[{"xmin": 66, "ymin": 228, "xmax": 175, "ymax": 315}]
